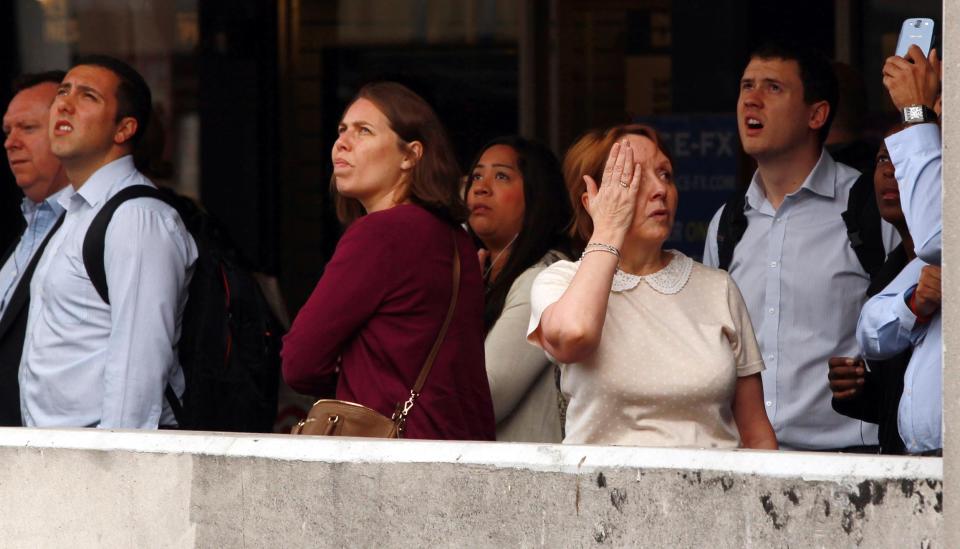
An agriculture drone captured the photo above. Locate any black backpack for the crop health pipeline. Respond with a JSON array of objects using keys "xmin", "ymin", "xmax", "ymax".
[
  {"xmin": 715, "ymin": 172, "xmax": 886, "ymax": 276},
  {"xmin": 82, "ymin": 185, "xmax": 282, "ymax": 433}
]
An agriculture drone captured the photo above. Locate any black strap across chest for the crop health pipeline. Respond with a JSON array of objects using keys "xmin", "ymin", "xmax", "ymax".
[
  {"xmin": 82, "ymin": 185, "xmax": 174, "ymax": 304},
  {"xmin": 0, "ymin": 213, "xmax": 65, "ymax": 336}
]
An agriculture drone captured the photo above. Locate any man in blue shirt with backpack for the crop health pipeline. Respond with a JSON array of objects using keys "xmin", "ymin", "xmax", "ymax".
[
  {"xmin": 19, "ymin": 56, "xmax": 197, "ymax": 429},
  {"xmin": 703, "ymin": 42, "xmax": 898, "ymax": 451}
]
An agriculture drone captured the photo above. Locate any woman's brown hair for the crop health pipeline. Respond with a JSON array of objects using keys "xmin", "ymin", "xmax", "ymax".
[
  {"xmin": 333, "ymin": 82, "xmax": 467, "ymax": 225},
  {"xmin": 562, "ymin": 123, "xmax": 672, "ymax": 249}
]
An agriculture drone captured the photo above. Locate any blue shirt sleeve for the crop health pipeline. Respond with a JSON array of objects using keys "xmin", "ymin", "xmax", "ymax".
[
  {"xmin": 100, "ymin": 201, "xmax": 197, "ymax": 428},
  {"xmin": 856, "ymin": 257, "xmax": 929, "ymax": 361},
  {"xmin": 885, "ymin": 124, "xmax": 942, "ymax": 265}
]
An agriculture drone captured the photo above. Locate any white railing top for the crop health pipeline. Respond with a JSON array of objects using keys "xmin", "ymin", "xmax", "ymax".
[{"xmin": 0, "ymin": 427, "xmax": 940, "ymax": 481}]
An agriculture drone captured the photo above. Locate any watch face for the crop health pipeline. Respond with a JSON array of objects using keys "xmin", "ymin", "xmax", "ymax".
[{"xmin": 903, "ymin": 105, "xmax": 929, "ymax": 123}]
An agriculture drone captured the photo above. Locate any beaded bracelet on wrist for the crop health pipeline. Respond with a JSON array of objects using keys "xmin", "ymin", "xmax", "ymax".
[{"xmin": 580, "ymin": 242, "xmax": 621, "ymax": 262}]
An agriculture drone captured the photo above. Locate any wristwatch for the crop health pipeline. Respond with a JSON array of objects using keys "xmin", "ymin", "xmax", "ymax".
[{"xmin": 902, "ymin": 105, "xmax": 938, "ymax": 125}]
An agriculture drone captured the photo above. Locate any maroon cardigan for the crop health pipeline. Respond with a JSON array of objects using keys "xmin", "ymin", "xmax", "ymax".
[{"xmin": 282, "ymin": 204, "xmax": 495, "ymax": 440}]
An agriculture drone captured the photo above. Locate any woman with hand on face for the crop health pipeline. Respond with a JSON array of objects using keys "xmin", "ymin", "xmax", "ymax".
[
  {"xmin": 526, "ymin": 124, "xmax": 777, "ymax": 449},
  {"xmin": 466, "ymin": 136, "xmax": 573, "ymax": 442},
  {"xmin": 282, "ymin": 82, "xmax": 495, "ymax": 441}
]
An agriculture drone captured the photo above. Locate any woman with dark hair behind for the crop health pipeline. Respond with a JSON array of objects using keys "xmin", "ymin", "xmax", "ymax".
[
  {"xmin": 527, "ymin": 124, "xmax": 777, "ymax": 449},
  {"xmin": 282, "ymin": 82, "xmax": 495, "ymax": 441},
  {"xmin": 466, "ymin": 136, "xmax": 573, "ymax": 442}
]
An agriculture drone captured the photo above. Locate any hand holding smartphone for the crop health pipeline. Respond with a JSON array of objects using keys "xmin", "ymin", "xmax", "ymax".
[
  {"xmin": 896, "ymin": 18, "xmax": 935, "ymax": 58},
  {"xmin": 883, "ymin": 18, "xmax": 941, "ymax": 113}
]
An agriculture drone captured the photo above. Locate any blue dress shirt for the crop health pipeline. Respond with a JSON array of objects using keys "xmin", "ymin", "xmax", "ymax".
[
  {"xmin": 0, "ymin": 187, "xmax": 73, "ymax": 317},
  {"xmin": 20, "ymin": 156, "xmax": 198, "ymax": 429},
  {"xmin": 704, "ymin": 150, "xmax": 898, "ymax": 450}
]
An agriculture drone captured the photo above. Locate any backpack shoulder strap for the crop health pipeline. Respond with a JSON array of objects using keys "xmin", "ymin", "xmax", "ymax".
[
  {"xmin": 82, "ymin": 185, "xmax": 174, "ymax": 304},
  {"xmin": 0, "ymin": 213, "xmax": 64, "ymax": 337},
  {"xmin": 1, "ymin": 237, "xmax": 19, "ymax": 267},
  {"xmin": 841, "ymin": 172, "xmax": 886, "ymax": 277},
  {"xmin": 1, "ymin": 215, "xmax": 29, "ymax": 265},
  {"xmin": 715, "ymin": 187, "xmax": 749, "ymax": 271}
]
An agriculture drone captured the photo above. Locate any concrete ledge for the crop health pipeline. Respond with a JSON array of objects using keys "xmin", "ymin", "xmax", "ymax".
[
  {"xmin": 0, "ymin": 427, "xmax": 942, "ymax": 479},
  {"xmin": 0, "ymin": 429, "xmax": 942, "ymax": 547}
]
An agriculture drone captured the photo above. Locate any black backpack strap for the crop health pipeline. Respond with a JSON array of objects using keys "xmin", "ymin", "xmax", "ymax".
[
  {"xmin": 0, "ymin": 237, "xmax": 19, "ymax": 267},
  {"xmin": 715, "ymin": 188, "xmax": 749, "ymax": 271},
  {"xmin": 841, "ymin": 172, "xmax": 886, "ymax": 278},
  {"xmin": 0, "ymin": 213, "xmax": 65, "ymax": 336},
  {"xmin": 165, "ymin": 383, "xmax": 184, "ymax": 426},
  {"xmin": 0, "ymin": 215, "xmax": 29, "ymax": 265},
  {"xmin": 82, "ymin": 185, "xmax": 174, "ymax": 304}
]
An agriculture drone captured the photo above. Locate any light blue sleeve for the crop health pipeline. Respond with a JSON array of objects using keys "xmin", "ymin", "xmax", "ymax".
[
  {"xmin": 100, "ymin": 202, "xmax": 198, "ymax": 429},
  {"xmin": 885, "ymin": 124, "xmax": 942, "ymax": 265},
  {"xmin": 856, "ymin": 258, "xmax": 928, "ymax": 361}
]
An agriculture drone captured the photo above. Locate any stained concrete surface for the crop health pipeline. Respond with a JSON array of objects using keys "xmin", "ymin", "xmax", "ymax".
[
  {"xmin": 189, "ymin": 456, "xmax": 941, "ymax": 548},
  {"xmin": 0, "ymin": 429, "xmax": 940, "ymax": 548}
]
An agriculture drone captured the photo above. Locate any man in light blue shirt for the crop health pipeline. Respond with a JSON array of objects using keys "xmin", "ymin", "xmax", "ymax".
[
  {"xmin": 20, "ymin": 56, "xmax": 197, "ymax": 429},
  {"xmin": 858, "ymin": 44, "xmax": 943, "ymax": 454},
  {"xmin": 703, "ymin": 42, "xmax": 897, "ymax": 450},
  {"xmin": 0, "ymin": 71, "xmax": 72, "ymax": 425}
]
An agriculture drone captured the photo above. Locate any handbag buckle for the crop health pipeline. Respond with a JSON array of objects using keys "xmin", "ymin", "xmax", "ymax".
[{"xmin": 391, "ymin": 390, "xmax": 419, "ymax": 433}]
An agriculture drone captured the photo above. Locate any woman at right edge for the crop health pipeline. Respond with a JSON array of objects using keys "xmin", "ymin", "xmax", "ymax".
[{"xmin": 527, "ymin": 125, "xmax": 777, "ymax": 449}]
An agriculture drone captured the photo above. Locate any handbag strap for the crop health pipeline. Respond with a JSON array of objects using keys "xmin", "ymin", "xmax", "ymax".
[{"xmin": 392, "ymin": 230, "xmax": 461, "ymax": 427}]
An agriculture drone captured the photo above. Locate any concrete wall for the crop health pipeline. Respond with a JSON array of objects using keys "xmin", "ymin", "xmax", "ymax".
[
  {"xmin": 0, "ymin": 429, "xmax": 940, "ymax": 548},
  {"xmin": 942, "ymin": 1, "xmax": 959, "ymax": 547}
]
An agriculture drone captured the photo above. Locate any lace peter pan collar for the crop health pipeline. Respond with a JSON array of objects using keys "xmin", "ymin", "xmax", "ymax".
[{"xmin": 607, "ymin": 250, "xmax": 693, "ymax": 294}]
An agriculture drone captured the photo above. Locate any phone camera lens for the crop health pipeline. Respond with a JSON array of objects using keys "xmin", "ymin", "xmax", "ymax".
[{"xmin": 913, "ymin": 20, "xmax": 922, "ymax": 28}]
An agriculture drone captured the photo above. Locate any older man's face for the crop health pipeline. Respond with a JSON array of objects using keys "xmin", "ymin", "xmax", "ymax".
[{"xmin": 3, "ymin": 82, "xmax": 63, "ymax": 202}]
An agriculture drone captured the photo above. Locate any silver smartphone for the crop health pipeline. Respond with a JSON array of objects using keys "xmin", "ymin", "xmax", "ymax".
[{"xmin": 896, "ymin": 18, "xmax": 935, "ymax": 57}]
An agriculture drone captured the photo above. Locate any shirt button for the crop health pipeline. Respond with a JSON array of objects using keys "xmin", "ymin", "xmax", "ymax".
[
  {"xmin": 767, "ymin": 355, "xmax": 775, "ymax": 361},
  {"xmin": 769, "ymin": 261, "xmax": 777, "ymax": 268},
  {"xmin": 768, "ymin": 308, "xmax": 776, "ymax": 314},
  {"xmin": 765, "ymin": 401, "xmax": 773, "ymax": 407}
]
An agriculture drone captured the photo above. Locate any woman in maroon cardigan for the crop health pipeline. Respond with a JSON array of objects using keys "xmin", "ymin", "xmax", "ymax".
[{"xmin": 282, "ymin": 82, "xmax": 495, "ymax": 440}]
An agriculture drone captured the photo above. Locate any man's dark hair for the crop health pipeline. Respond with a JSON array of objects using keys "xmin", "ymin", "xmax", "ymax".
[
  {"xmin": 749, "ymin": 41, "xmax": 839, "ymax": 145},
  {"xmin": 11, "ymin": 71, "xmax": 66, "ymax": 95},
  {"xmin": 72, "ymin": 54, "xmax": 152, "ymax": 146}
]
